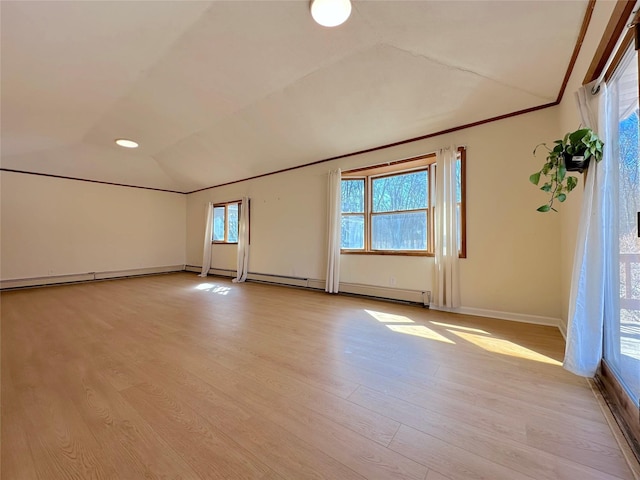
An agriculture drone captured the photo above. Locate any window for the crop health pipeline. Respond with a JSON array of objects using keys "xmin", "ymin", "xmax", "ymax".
[
  {"xmin": 605, "ymin": 42, "xmax": 640, "ymax": 410},
  {"xmin": 341, "ymin": 149, "xmax": 466, "ymax": 256},
  {"xmin": 212, "ymin": 201, "xmax": 240, "ymax": 243}
]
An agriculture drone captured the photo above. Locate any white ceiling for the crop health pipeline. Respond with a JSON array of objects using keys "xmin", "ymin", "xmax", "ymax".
[{"xmin": 1, "ymin": 1, "xmax": 588, "ymax": 193}]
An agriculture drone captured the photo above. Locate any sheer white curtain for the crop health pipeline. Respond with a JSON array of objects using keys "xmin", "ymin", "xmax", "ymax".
[
  {"xmin": 564, "ymin": 81, "xmax": 617, "ymax": 377},
  {"xmin": 198, "ymin": 202, "xmax": 214, "ymax": 277},
  {"xmin": 326, "ymin": 169, "xmax": 341, "ymax": 293},
  {"xmin": 433, "ymin": 146, "xmax": 460, "ymax": 308},
  {"xmin": 233, "ymin": 197, "xmax": 250, "ymax": 283}
]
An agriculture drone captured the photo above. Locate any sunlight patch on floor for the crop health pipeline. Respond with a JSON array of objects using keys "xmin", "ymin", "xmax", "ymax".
[
  {"xmin": 386, "ymin": 325, "xmax": 455, "ymax": 344},
  {"xmin": 449, "ymin": 331, "xmax": 562, "ymax": 365},
  {"xmin": 364, "ymin": 310, "xmax": 454, "ymax": 344},
  {"xmin": 365, "ymin": 309, "xmax": 415, "ymax": 324},
  {"xmin": 429, "ymin": 321, "xmax": 490, "ymax": 335},
  {"xmin": 195, "ymin": 283, "xmax": 231, "ymax": 295}
]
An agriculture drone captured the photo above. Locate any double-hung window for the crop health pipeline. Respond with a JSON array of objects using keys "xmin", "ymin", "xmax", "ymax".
[
  {"xmin": 341, "ymin": 148, "xmax": 466, "ymax": 256},
  {"xmin": 213, "ymin": 201, "xmax": 240, "ymax": 243}
]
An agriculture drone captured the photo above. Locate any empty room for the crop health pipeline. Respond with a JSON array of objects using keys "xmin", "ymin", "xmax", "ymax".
[{"xmin": 1, "ymin": 1, "xmax": 639, "ymax": 479}]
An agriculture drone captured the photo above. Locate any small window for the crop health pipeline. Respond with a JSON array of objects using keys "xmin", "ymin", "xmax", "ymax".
[
  {"xmin": 341, "ymin": 179, "xmax": 365, "ymax": 249},
  {"xmin": 341, "ymin": 149, "xmax": 466, "ymax": 257},
  {"xmin": 212, "ymin": 201, "xmax": 240, "ymax": 243}
]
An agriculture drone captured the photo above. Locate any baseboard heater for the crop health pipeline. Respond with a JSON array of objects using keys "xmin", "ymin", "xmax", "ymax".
[
  {"xmin": 186, "ymin": 265, "xmax": 430, "ymax": 306},
  {"xmin": 0, "ymin": 265, "xmax": 185, "ymax": 290},
  {"xmin": 340, "ymin": 282, "xmax": 430, "ymax": 306}
]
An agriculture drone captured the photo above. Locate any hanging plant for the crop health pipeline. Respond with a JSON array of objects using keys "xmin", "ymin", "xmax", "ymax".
[{"xmin": 529, "ymin": 128, "xmax": 604, "ymax": 212}]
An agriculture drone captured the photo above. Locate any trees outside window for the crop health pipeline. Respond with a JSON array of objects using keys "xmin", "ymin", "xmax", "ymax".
[
  {"xmin": 213, "ymin": 201, "xmax": 240, "ymax": 243},
  {"xmin": 340, "ymin": 149, "xmax": 466, "ymax": 256}
]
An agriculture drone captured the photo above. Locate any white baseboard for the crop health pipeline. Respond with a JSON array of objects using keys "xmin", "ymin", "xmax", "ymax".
[
  {"xmin": 0, "ymin": 265, "xmax": 185, "ymax": 290},
  {"xmin": 248, "ymin": 272, "xmax": 308, "ymax": 288},
  {"xmin": 339, "ymin": 282, "xmax": 428, "ymax": 304},
  {"xmin": 184, "ymin": 265, "xmax": 204, "ymax": 273},
  {"xmin": 1, "ymin": 272, "xmax": 95, "ymax": 289},
  {"xmin": 192, "ymin": 267, "xmax": 427, "ymax": 302},
  {"xmin": 558, "ymin": 321, "xmax": 568, "ymax": 340},
  {"xmin": 187, "ymin": 267, "xmax": 563, "ymax": 330},
  {"xmin": 209, "ymin": 268, "xmax": 235, "ymax": 278},
  {"xmin": 308, "ymin": 279, "xmax": 325, "ymax": 290},
  {"xmin": 95, "ymin": 265, "xmax": 184, "ymax": 280},
  {"xmin": 430, "ymin": 305, "xmax": 560, "ymax": 328},
  {"xmin": 192, "ymin": 267, "xmax": 313, "ymax": 288}
]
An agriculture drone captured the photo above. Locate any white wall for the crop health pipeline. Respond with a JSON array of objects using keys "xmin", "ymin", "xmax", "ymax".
[
  {"xmin": 187, "ymin": 107, "xmax": 564, "ymax": 322},
  {"xmin": 0, "ymin": 171, "xmax": 186, "ymax": 281}
]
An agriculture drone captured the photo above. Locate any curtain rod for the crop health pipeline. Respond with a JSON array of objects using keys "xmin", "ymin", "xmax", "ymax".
[
  {"xmin": 341, "ymin": 145, "xmax": 466, "ymax": 174},
  {"xmin": 592, "ymin": 0, "xmax": 640, "ymax": 94}
]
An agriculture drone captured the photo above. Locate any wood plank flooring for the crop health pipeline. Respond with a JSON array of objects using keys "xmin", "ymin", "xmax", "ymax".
[{"xmin": 1, "ymin": 272, "xmax": 636, "ymax": 480}]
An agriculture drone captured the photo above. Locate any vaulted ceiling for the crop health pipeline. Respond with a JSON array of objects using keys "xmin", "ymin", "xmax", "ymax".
[{"xmin": 1, "ymin": 1, "xmax": 589, "ymax": 193}]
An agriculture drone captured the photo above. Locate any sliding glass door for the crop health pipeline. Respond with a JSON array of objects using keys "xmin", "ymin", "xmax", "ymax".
[{"xmin": 605, "ymin": 44, "xmax": 640, "ymax": 405}]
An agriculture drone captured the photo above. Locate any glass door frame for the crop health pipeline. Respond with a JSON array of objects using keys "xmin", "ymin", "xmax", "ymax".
[{"xmin": 586, "ymin": 6, "xmax": 640, "ymax": 460}]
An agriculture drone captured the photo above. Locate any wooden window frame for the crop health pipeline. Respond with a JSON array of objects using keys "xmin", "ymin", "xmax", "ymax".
[
  {"xmin": 212, "ymin": 200, "xmax": 241, "ymax": 244},
  {"xmin": 458, "ymin": 146, "xmax": 467, "ymax": 258},
  {"xmin": 369, "ymin": 167, "xmax": 431, "ymax": 253},
  {"xmin": 341, "ymin": 148, "xmax": 466, "ymax": 257}
]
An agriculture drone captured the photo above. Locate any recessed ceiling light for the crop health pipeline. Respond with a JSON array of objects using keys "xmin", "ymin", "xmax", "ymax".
[
  {"xmin": 310, "ymin": 0, "xmax": 351, "ymax": 27},
  {"xmin": 115, "ymin": 138, "xmax": 139, "ymax": 149}
]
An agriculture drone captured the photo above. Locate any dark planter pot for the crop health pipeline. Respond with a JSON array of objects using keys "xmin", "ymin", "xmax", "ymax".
[{"xmin": 564, "ymin": 153, "xmax": 590, "ymax": 173}]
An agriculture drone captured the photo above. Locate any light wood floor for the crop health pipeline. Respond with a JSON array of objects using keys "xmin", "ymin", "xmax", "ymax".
[{"xmin": 1, "ymin": 272, "xmax": 636, "ymax": 480}]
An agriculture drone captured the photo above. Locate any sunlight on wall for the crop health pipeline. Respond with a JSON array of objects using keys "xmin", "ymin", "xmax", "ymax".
[
  {"xmin": 449, "ymin": 331, "xmax": 561, "ymax": 365},
  {"xmin": 195, "ymin": 283, "xmax": 231, "ymax": 295}
]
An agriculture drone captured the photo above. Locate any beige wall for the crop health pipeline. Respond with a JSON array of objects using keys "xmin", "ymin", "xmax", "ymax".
[
  {"xmin": 187, "ymin": 107, "xmax": 564, "ymax": 322},
  {"xmin": 0, "ymin": 171, "xmax": 186, "ymax": 280}
]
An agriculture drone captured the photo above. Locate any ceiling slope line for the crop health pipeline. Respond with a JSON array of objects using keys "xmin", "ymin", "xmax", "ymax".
[
  {"xmin": 383, "ymin": 43, "xmax": 553, "ymax": 102},
  {"xmin": 76, "ymin": 3, "xmax": 216, "ymax": 149},
  {"xmin": 187, "ymin": 0, "xmax": 595, "ymax": 195},
  {"xmin": 150, "ymin": 40, "xmax": 384, "ymax": 163},
  {"xmin": 0, "ymin": 168, "xmax": 185, "ymax": 195},
  {"xmin": 3, "ymin": 1, "xmax": 593, "ymax": 195},
  {"xmin": 186, "ymin": 100, "xmax": 558, "ymax": 195}
]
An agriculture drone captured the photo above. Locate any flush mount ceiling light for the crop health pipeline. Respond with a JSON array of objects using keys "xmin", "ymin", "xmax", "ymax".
[
  {"xmin": 115, "ymin": 138, "xmax": 139, "ymax": 149},
  {"xmin": 310, "ymin": 0, "xmax": 351, "ymax": 27}
]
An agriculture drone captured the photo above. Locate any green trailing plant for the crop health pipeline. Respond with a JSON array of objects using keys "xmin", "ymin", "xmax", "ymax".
[{"xmin": 529, "ymin": 128, "xmax": 604, "ymax": 212}]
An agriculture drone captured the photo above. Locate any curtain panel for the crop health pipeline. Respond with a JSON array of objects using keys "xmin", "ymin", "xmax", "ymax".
[
  {"xmin": 432, "ymin": 146, "xmax": 461, "ymax": 309},
  {"xmin": 199, "ymin": 202, "xmax": 214, "ymax": 277},
  {"xmin": 233, "ymin": 197, "xmax": 250, "ymax": 283},
  {"xmin": 326, "ymin": 169, "xmax": 342, "ymax": 293},
  {"xmin": 563, "ymin": 82, "xmax": 617, "ymax": 377}
]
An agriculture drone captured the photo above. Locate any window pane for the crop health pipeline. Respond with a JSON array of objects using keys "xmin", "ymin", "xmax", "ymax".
[
  {"xmin": 372, "ymin": 171, "xmax": 427, "ymax": 213},
  {"xmin": 456, "ymin": 204, "xmax": 461, "ymax": 252},
  {"xmin": 372, "ymin": 212, "xmax": 427, "ymax": 250},
  {"xmin": 213, "ymin": 206, "xmax": 225, "ymax": 241},
  {"xmin": 341, "ymin": 215, "xmax": 364, "ymax": 249},
  {"xmin": 455, "ymin": 158, "xmax": 462, "ymax": 204},
  {"xmin": 227, "ymin": 204, "xmax": 239, "ymax": 243},
  {"xmin": 341, "ymin": 179, "xmax": 364, "ymax": 213},
  {"xmin": 605, "ymin": 49, "xmax": 640, "ymax": 404}
]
